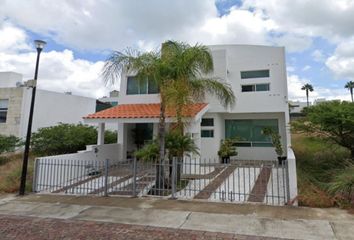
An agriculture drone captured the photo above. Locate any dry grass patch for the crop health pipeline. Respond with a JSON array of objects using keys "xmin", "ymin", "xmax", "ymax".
[{"xmin": 0, "ymin": 153, "xmax": 35, "ymax": 193}]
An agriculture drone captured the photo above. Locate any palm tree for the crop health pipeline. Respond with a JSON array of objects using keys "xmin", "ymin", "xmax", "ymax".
[
  {"xmin": 162, "ymin": 41, "xmax": 235, "ymax": 133},
  {"xmin": 102, "ymin": 41, "xmax": 235, "ymax": 194},
  {"xmin": 301, "ymin": 83, "xmax": 314, "ymax": 107},
  {"xmin": 102, "ymin": 41, "xmax": 235, "ymax": 160},
  {"xmin": 345, "ymin": 81, "xmax": 354, "ymax": 102}
]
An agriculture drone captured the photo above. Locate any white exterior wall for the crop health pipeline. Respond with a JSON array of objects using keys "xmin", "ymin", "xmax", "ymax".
[
  {"xmin": 206, "ymin": 45, "xmax": 288, "ymax": 114},
  {"xmin": 118, "ymin": 72, "xmax": 160, "ymax": 104},
  {"xmin": 0, "ymin": 72, "xmax": 23, "ymax": 88},
  {"xmin": 19, "ymin": 89, "xmax": 97, "ymax": 138},
  {"xmin": 115, "ymin": 45, "xmax": 291, "ymax": 161}
]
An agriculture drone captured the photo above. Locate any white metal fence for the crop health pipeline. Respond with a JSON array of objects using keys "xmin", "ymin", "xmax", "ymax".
[{"xmin": 33, "ymin": 157, "xmax": 290, "ymax": 205}]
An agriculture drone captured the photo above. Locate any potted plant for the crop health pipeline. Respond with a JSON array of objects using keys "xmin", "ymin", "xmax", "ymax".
[
  {"xmin": 218, "ymin": 138, "xmax": 237, "ymax": 164},
  {"xmin": 262, "ymin": 127, "xmax": 286, "ymax": 164}
]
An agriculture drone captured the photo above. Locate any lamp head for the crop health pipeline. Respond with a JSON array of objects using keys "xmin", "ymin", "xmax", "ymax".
[{"xmin": 34, "ymin": 40, "xmax": 46, "ymax": 50}]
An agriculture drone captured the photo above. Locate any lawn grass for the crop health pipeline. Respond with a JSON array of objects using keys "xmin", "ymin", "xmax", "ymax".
[
  {"xmin": 292, "ymin": 133, "xmax": 352, "ymax": 208},
  {"xmin": 0, "ymin": 152, "xmax": 36, "ymax": 193}
]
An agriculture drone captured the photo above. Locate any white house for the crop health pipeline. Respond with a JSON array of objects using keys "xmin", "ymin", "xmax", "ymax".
[
  {"xmin": 0, "ymin": 71, "xmax": 97, "ymax": 138},
  {"xmin": 84, "ymin": 45, "xmax": 292, "ymax": 161},
  {"xmin": 83, "ymin": 45, "xmax": 297, "ymax": 202}
]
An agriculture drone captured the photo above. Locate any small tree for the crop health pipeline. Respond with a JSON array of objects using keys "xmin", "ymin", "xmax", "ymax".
[
  {"xmin": 31, "ymin": 123, "xmax": 117, "ymax": 156},
  {"xmin": 262, "ymin": 127, "xmax": 284, "ymax": 162},
  {"xmin": 0, "ymin": 134, "xmax": 22, "ymax": 154},
  {"xmin": 292, "ymin": 101, "xmax": 354, "ymax": 159},
  {"xmin": 218, "ymin": 138, "xmax": 237, "ymax": 163}
]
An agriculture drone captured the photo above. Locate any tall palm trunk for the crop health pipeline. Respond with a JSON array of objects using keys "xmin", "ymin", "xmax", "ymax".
[
  {"xmin": 306, "ymin": 90, "xmax": 309, "ymax": 107},
  {"xmin": 350, "ymin": 88, "xmax": 353, "ymax": 102},
  {"xmin": 155, "ymin": 100, "xmax": 166, "ymax": 195}
]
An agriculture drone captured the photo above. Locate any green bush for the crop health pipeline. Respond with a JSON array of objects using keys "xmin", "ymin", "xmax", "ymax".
[
  {"xmin": 292, "ymin": 133, "xmax": 352, "ymax": 208},
  {"xmin": 31, "ymin": 123, "xmax": 117, "ymax": 156},
  {"xmin": 328, "ymin": 165, "xmax": 354, "ymax": 205},
  {"xmin": 0, "ymin": 134, "xmax": 22, "ymax": 154}
]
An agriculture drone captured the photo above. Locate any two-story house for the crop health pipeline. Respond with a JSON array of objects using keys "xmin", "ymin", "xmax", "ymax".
[
  {"xmin": 84, "ymin": 45, "xmax": 292, "ymax": 162},
  {"xmin": 40, "ymin": 45, "xmax": 297, "ymax": 204}
]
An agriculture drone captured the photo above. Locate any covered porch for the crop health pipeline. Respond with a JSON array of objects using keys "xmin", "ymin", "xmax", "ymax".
[{"xmin": 83, "ymin": 103, "xmax": 209, "ymax": 161}]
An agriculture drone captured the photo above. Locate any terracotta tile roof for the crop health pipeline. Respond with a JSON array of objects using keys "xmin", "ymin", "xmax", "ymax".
[{"xmin": 84, "ymin": 103, "xmax": 208, "ymax": 119}]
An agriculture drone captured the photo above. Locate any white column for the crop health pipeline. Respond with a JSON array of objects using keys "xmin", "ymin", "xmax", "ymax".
[
  {"xmin": 118, "ymin": 122, "xmax": 125, "ymax": 161},
  {"xmin": 287, "ymin": 147, "xmax": 298, "ymax": 206},
  {"xmin": 97, "ymin": 122, "xmax": 105, "ymax": 145}
]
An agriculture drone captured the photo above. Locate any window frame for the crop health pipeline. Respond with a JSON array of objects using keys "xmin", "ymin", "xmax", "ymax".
[
  {"xmin": 224, "ymin": 119, "xmax": 279, "ymax": 147},
  {"xmin": 0, "ymin": 99, "xmax": 9, "ymax": 123},
  {"xmin": 240, "ymin": 69, "xmax": 270, "ymax": 79},
  {"xmin": 201, "ymin": 129, "xmax": 214, "ymax": 138},
  {"xmin": 126, "ymin": 76, "xmax": 159, "ymax": 95},
  {"xmin": 201, "ymin": 118, "xmax": 214, "ymax": 127},
  {"xmin": 241, "ymin": 83, "xmax": 270, "ymax": 92}
]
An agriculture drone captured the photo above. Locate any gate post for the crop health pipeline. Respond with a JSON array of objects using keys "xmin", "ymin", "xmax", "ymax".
[
  {"xmin": 32, "ymin": 158, "xmax": 40, "ymax": 192},
  {"xmin": 132, "ymin": 157, "xmax": 137, "ymax": 197},
  {"xmin": 104, "ymin": 159, "xmax": 109, "ymax": 197},
  {"xmin": 170, "ymin": 157, "xmax": 177, "ymax": 200},
  {"xmin": 285, "ymin": 160, "xmax": 291, "ymax": 203}
]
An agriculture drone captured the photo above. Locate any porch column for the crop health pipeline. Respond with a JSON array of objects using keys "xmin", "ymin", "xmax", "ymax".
[{"xmin": 97, "ymin": 122, "xmax": 105, "ymax": 145}]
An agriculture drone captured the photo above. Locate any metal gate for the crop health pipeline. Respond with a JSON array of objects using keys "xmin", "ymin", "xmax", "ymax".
[{"xmin": 33, "ymin": 157, "xmax": 290, "ymax": 205}]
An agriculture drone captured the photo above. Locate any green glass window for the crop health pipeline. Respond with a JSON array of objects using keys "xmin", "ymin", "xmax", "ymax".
[
  {"xmin": 127, "ymin": 76, "xmax": 140, "ymax": 94},
  {"xmin": 225, "ymin": 119, "xmax": 278, "ymax": 147},
  {"xmin": 139, "ymin": 78, "xmax": 148, "ymax": 94},
  {"xmin": 201, "ymin": 118, "xmax": 214, "ymax": 126},
  {"xmin": 148, "ymin": 78, "xmax": 159, "ymax": 94},
  {"xmin": 256, "ymin": 83, "xmax": 270, "ymax": 91},
  {"xmin": 241, "ymin": 70, "xmax": 270, "ymax": 79},
  {"xmin": 127, "ymin": 76, "xmax": 159, "ymax": 95},
  {"xmin": 201, "ymin": 130, "xmax": 214, "ymax": 138}
]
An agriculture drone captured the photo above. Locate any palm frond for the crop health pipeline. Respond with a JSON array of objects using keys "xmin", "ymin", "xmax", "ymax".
[{"xmin": 189, "ymin": 78, "xmax": 236, "ymax": 108}]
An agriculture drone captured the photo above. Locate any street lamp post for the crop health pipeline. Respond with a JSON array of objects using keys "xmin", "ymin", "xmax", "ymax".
[{"xmin": 19, "ymin": 40, "xmax": 46, "ymax": 196}]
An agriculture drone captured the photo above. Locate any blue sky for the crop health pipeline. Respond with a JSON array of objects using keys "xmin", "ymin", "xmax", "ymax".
[{"xmin": 0, "ymin": 0, "xmax": 353, "ymax": 101}]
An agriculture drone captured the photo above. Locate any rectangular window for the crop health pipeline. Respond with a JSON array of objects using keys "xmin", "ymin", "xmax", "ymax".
[
  {"xmin": 126, "ymin": 76, "xmax": 159, "ymax": 95},
  {"xmin": 225, "ymin": 119, "xmax": 278, "ymax": 147},
  {"xmin": 0, "ymin": 99, "xmax": 9, "ymax": 123},
  {"xmin": 241, "ymin": 85, "xmax": 255, "ymax": 92},
  {"xmin": 241, "ymin": 83, "xmax": 270, "ymax": 92},
  {"xmin": 127, "ymin": 76, "xmax": 140, "ymax": 94},
  {"xmin": 256, "ymin": 83, "xmax": 270, "ymax": 91},
  {"xmin": 201, "ymin": 130, "xmax": 214, "ymax": 138},
  {"xmin": 241, "ymin": 70, "xmax": 270, "ymax": 79},
  {"xmin": 148, "ymin": 78, "xmax": 159, "ymax": 94},
  {"xmin": 201, "ymin": 118, "xmax": 214, "ymax": 126}
]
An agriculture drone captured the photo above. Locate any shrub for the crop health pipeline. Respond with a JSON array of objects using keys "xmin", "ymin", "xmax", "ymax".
[
  {"xmin": 0, "ymin": 134, "xmax": 23, "ymax": 154},
  {"xmin": 31, "ymin": 123, "xmax": 117, "ymax": 156},
  {"xmin": 328, "ymin": 165, "xmax": 354, "ymax": 206}
]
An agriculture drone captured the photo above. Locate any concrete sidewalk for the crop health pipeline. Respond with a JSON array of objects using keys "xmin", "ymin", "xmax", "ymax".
[{"xmin": 0, "ymin": 194, "xmax": 353, "ymax": 240}]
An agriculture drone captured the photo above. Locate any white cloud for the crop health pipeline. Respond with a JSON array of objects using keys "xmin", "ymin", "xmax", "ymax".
[
  {"xmin": 0, "ymin": 22, "xmax": 31, "ymax": 53},
  {"xmin": 0, "ymin": 23, "xmax": 116, "ymax": 98},
  {"xmin": 0, "ymin": 0, "xmax": 310, "ymax": 52},
  {"xmin": 271, "ymin": 33, "xmax": 312, "ymax": 52},
  {"xmin": 326, "ymin": 38, "xmax": 354, "ymax": 81},
  {"xmin": 302, "ymin": 65, "xmax": 311, "ymax": 71},
  {"xmin": 287, "ymin": 74, "xmax": 316, "ymax": 101},
  {"xmin": 287, "ymin": 74, "xmax": 351, "ymax": 102},
  {"xmin": 243, "ymin": 0, "xmax": 354, "ymax": 42},
  {"xmin": 312, "ymin": 49, "xmax": 326, "ymax": 62}
]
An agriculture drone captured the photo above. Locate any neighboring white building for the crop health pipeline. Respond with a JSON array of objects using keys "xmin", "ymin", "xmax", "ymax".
[
  {"xmin": 83, "ymin": 45, "xmax": 297, "ymax": 202},
  {"xmin": 289, "ymin": 101, "xmax": 308, "ymax": 114},
  {"xmin": 0, "ymin": 71, "xmax": 97, "ymax": 138}
]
